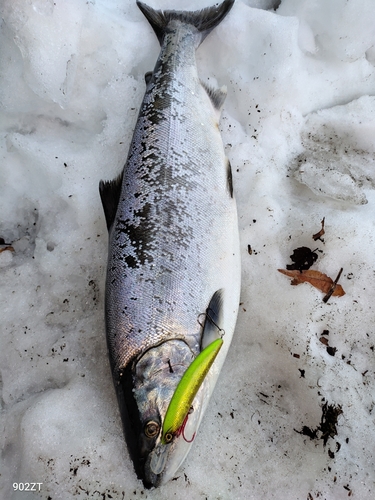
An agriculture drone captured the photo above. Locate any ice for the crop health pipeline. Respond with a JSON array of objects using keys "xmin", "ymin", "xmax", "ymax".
[
  {"xmin": 278, "ymin": 0, "xmax": 375, "ymax": 62},
  {"xmin": 1, "ymin": 0, "xmax": 375, "ymax": 499},
  {"xmin": 1, "ymin": 0, "xmax": 87, "ymax": 107},
  {"xmin": 293, "ymin": 96, "xmax": 375, "ymax": 204}
]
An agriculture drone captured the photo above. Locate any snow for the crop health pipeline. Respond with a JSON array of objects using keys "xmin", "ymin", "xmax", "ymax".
[{"xmin": 1, "ymin": 0, "xmax": 375, "ymax": 499}]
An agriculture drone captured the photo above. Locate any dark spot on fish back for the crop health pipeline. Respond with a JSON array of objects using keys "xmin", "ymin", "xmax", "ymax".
[
  {"xmin": 115, "ymin": 202, "xmax": 155, "ymax": 267},
  {"xmin": 125, "ymin": 255, "xmax": 138, "ymax": 268}
]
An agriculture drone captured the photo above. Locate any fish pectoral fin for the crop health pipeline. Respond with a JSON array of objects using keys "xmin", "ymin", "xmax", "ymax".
[
  {"xmin": 201, "ymin": 81, "xmax": 227, "ymax": 111},
  {"xmin": 99, "ymin": 170, "xmax": 124, "ymax": 230},
  {"xmin": 201, "ymin": 289, "xmax": 225, "ymax": 350},
  {"xmin": 144, "ymin": 71, "xmax": 153, "ymax": 85}
]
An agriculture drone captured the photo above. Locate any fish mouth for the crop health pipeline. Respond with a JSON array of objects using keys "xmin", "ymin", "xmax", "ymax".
[
  {"xmin": 142, "ymin": 400, "xmax": 203, "ymax": 487},
  {"xmin": 143, "ymin": 442, "xmax": 173, "ymax": 487}
]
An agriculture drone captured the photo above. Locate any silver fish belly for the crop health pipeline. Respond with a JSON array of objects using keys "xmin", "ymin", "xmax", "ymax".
[{"xmin": 99, "ymin": 0, "xmax": 240, "ymax": 487}]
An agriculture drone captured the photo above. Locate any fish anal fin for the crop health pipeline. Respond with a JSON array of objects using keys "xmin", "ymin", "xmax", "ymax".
[
  {"xmin": 201, "ymin": 289, "xmax": 224, "ymax": 350},
  {"xmin": 99, "ymin": 170, "xmax": 124, "ymax": 230},
  {"xmin": 201, "ymin": 81, "xmax": 227, "ymax": 111}
]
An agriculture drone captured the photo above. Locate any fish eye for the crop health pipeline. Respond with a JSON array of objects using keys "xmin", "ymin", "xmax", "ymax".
[{"xmin": 144, "ymin": 420, "xmax": 160, "ymax": 438}]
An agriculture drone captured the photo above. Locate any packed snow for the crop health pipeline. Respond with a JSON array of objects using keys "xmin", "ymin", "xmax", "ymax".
[{"xmin": 1, "ymin": 0, "xmax": 375, "ymax": 499}]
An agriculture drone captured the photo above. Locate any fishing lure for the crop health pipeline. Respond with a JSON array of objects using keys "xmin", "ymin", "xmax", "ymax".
[{"xmin": 161, "ymin": 338, "xmax": 224, "ymax": 444}]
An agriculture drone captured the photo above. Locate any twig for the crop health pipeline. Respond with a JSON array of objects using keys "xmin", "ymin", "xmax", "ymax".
[{"xmin": 323, "ymin": 267, "xmax": 343, "ymax": 303}]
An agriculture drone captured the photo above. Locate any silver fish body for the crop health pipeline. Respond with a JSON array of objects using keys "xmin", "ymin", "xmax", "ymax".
[{"xmin": 99, "ymin": 0, "xmax": 240, "ymax": 487}]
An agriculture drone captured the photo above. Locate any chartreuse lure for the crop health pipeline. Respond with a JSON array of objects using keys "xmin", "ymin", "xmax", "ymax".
[{"xmin": 161, "ymin": 338, "xmax": 223, "ymax": 444}]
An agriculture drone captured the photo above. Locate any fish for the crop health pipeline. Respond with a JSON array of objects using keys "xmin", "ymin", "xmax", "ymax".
[{"xmin": 99, "ymin": 0, "xmax": 240, "ymax": 488}]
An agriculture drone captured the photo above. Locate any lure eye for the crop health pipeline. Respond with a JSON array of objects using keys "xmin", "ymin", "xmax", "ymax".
[
  {"xmin": 144, "ymin": 420, "xmax": 160, "ymax": 439},
  {"xmin": 164, "ymin": 432, "xmax": 173, "ymax": 443}
]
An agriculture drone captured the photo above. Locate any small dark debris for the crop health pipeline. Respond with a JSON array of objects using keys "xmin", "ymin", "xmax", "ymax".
[
  {"xmin": 293, "ymin": 353, "xmax": 300, "ymax": 358},
  {"xmin": 299, "ymin": 369, "xmax": 305, "ymax": 378},
  {"xmin": 247, "ymin": 244, "xmax": 252, "ymax": 255},
  {"xmin": 319, "ymin": 331, "xmax": 337, "ymax": 356},
  {"xmin": 286, "ymin": 246, "xmax": 318, "ymax": 272},
  {"xmin": 297, "ymin": 426, "xmax": 318, "ymax": 440},
  {"xmin": 326, "ymin": 346, "xmax": 337, "ymax": 356},
  {"xmin": 296, "ymin": 402, "xmax": 343, "ymax": 448},
  {"xmin": 328, "ymin": 449, "xmax": 335, "ymax": 459},
  {"xmin": 320, "ymin": 402, "xmax": 343, "ymax": 446}
]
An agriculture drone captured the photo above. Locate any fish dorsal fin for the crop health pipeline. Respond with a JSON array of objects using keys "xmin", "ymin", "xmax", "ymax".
[
  {"xmin": 201, "ymin": 289, "xmax": 224, "ymax": 350},
  {"xmin": 201, "ymin": 81, "xmax": 227, "ymax": 111},
  {"xmin": 99, "ymin": 171, "xmax": 124, "ymax": 230}
]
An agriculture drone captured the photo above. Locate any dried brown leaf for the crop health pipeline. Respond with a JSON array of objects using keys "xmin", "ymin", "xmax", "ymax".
[
  {"xmin": 313, "ymin": 217, "xmax": 325, "ymax": 241},
  {"xmin": 278, "ymin": 269, "xmax": 345, "ymax": 297},
  {"xmin": 0, "ymin": 246, "xmax": 14, "ymax": 254}
]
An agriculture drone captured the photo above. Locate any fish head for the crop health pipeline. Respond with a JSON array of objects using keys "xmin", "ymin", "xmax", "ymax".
[{"xmin": 123, "ymin": 339, "xmax": 206, "ymax": 487}]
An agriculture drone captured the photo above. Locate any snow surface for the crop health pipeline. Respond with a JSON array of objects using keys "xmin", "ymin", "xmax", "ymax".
[{"xmin": 1, "ymin": 0, "xmax": 375, "ymax": 499}]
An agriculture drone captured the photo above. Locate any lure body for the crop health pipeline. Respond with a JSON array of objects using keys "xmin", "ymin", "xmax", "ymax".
[
  {"xmin": 162, "ymin": 338, "xmax": 223, "ymax": 444},
  {"xmin": 99, "ymin": 0, "xmax": 240, "ymax": 487}
]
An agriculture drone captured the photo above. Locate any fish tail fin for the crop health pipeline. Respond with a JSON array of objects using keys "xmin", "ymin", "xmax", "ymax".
[{"xmin": 136, "ymin": 0, "xmax": 234, "ymax": 45}]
